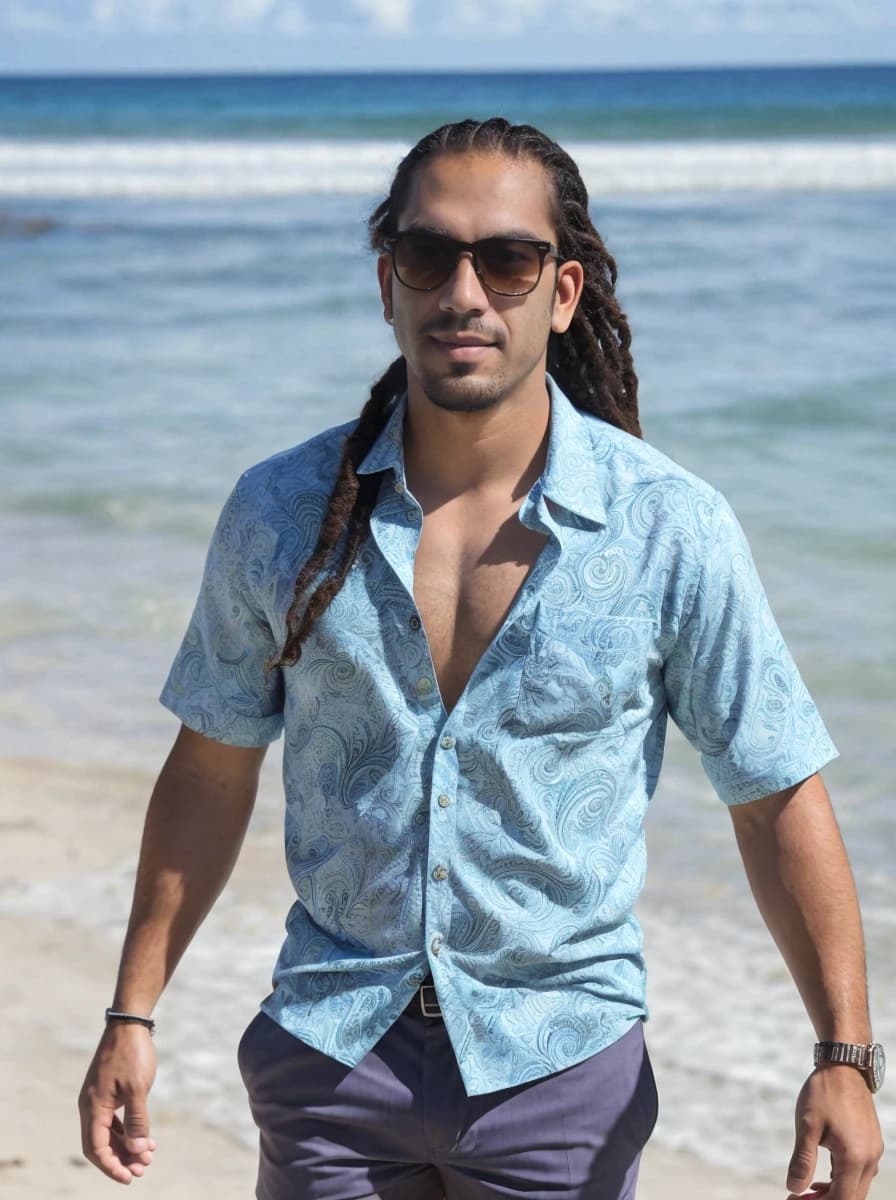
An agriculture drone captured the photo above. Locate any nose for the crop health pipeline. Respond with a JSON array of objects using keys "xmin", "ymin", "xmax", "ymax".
[{"xmin": 438, "ymin": 250, "xmax": 489, "ymax": 314}]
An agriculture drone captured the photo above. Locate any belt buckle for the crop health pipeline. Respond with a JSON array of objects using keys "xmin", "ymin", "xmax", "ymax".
[{"xmin": 419, "ymin": 983, "xmax": 441, "ymax": 1018}]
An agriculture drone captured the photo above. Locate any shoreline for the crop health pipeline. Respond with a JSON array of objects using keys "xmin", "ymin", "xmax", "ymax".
[{"xmin": 2, "ymin": 755, "xmax": 892, "ymax": 1198}]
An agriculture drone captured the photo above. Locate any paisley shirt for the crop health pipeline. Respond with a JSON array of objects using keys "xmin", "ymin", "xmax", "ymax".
[{"xmin": 160, "ymin": 374, "xmax": 838, "ymax": 1096}]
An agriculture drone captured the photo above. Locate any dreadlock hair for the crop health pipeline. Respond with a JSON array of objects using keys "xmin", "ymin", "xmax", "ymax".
[{"xmin": 268, "ymin": 116, "xmax": 641, "ymax": 670}]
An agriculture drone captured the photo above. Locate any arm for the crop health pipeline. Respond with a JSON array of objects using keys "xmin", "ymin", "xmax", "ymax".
[
  {"xmin": 78, "ymin": 724, "xmax": 268, "ymax": 1184},
  {"xmin": 729, "ymin": 772, "xmax": 884, "ymax": 1200}
]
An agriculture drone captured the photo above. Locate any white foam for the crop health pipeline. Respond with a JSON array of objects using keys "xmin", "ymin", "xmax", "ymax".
[{"xmin": 1, "ymin": 137, "xmax": 895, "ymax": 198}]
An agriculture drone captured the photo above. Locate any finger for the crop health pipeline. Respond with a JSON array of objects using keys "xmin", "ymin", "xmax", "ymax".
[
  {"xmin": 86, "ymin": 1112, "xmax": 137, "ymax": 1184},
  {"xmin": 854, "ymin": 1161, "xmax": 882, "ymax": 1200},
  {"xmin": 828, "ymin": 1135, "xmax": 877, "ymax": 1200},
  {"xmin": 855, "ymin": 1160, "xmax": 881, "ymax": 1200},
  {"xmin": 788, "ymin": 1125, "xmax": 820, "ymax": 1194},
  {"xmin": 108, "ymin": 1112, "xmax": 155, "ymax": 1174},
  {"xmin": 824, "ymin": 1165, "xmax": 862, "ymax": 1200},
  {"xmin": 122, "ymin": 1091, "xmax": 152, "ymax": 1156},
  {"xmin": 112, "ymin": 1113, "xmax": 157, "ymax": 1153}
]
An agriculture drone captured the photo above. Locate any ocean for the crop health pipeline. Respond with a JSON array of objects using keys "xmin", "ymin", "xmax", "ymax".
[{"xmin": 1, "ymin": 66, "xmax": 894, "ymax": 1176}]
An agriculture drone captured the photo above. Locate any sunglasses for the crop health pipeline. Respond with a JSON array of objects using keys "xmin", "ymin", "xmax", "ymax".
[{"xmin": 383, "ymin": 230, "xmax": 564, "ymax": 297}]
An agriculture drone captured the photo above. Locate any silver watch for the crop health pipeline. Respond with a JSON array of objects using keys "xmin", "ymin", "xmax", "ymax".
[{"xmin": 814, "ymin": 1041, "xmax": 886, "ymax": 1093}]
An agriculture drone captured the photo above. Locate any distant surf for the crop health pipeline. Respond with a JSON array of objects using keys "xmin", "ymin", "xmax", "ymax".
[{"xmin": 2, "ymin": 137, "xmax": 895, "ymax": 197}]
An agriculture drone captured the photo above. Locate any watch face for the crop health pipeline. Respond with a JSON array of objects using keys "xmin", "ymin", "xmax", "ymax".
[{"xmin": 870, "ymin": 1044, "xmax": 886, "ymax": 1093}]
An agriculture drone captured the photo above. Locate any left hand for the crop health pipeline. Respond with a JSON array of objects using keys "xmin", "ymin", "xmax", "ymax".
[{"xmin": 786, "ymin": 1065, "xmax": 884, "ymax": 1199}]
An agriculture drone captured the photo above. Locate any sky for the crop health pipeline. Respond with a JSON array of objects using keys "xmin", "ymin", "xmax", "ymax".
[{"xmin": 1, "ymin": 0, "xmax": 894, "ymax": 73}]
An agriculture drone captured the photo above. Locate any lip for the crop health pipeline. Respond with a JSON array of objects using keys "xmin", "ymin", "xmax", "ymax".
[{"xmin": 428, "ymin": 335, "xmax": 498, "ymax": 360}]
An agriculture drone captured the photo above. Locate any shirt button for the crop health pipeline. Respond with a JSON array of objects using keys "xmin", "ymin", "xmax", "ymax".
[
  {"xmin": 409, "ymin": 614, "xmax": 421, "ymax": 631},
  {"xmin": 416, "ymin": 676, "xmax": 434, "ymax": 697},
  {"xmin": 407, "ymin": 972, "xmax": 424, "ymax": 989},
  {"xmin": 432, "ymin": 865, "xmax": 448, "ymax": 881},
  {"xmin": 437, "ymin": 794, "xmax": 451, "ymax": 808},
  {"xmin": 431, "ymin": 935, "xmax": 443, "ymax": 956},
  {"xmin": 440, "ymin": 735, "xmax": 455, "ymax": 750},
  {"xmin": 405, "ymin": 508, "xmax": 419, "ymax": 522}
]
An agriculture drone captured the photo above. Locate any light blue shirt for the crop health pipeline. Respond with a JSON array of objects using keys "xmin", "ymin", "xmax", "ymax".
[{"xmin": 160, "ymin": 375, "xmax": 838, "ymax": 1095}]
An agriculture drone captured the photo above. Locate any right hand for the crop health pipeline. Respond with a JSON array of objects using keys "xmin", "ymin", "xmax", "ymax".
[{"xmin": 78, "ymin": 1022, "xmax": 158, "ymax": 1184}]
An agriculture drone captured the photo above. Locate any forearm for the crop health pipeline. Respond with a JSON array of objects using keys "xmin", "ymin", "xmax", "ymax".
[
  {"xmin": 112, "ymin": 727, "xmax": 262, "ymax": 1013},
  {"xmin": 729, "ymin": 772, "xmax": 871, "ymax": 1042}
]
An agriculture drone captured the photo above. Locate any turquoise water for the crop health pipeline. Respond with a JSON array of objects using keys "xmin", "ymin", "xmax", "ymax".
[
  {"xmin": 3, "ymin": 66, "xmax": 896, "ymax": 139},
  {"xmin": 1, "ymin": 67, "xmax": 893, "ymax": 1173}
]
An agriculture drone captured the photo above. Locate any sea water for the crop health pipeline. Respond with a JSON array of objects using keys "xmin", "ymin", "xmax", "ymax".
[{"xmin": 1, "ymin": 66, "xmax": 894, "ymax": 1175}]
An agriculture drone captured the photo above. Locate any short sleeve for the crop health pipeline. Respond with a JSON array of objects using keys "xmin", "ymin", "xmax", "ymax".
[
  {"xmin": 159, "ymin": 476, "xmax": 285, "ymax": 746},
  {"xmin": 662, "ymin": 489, "xmax": 838, "ymax": 805}
]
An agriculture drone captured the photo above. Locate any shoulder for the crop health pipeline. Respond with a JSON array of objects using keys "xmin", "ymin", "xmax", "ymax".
[
  {"xmin": 206, "ymin": 418, "xmax": 359, "ymax": 579},
  {"xmin": 235, "ymin": 417, "xmax": 358, "ymax": 509},
  {"xmin": 583, "ymin": 413, "xmax": 719, "ymax": 537}
]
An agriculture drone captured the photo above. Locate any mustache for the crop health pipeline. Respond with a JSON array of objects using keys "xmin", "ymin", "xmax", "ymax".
[{"xmin": 419, "ymin": 317, "xmax": 504, "ymax": 345}]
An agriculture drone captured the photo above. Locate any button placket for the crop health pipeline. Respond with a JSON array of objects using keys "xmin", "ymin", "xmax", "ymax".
[{"xmin": 425, "ymin": 729, "xmax": 458, "ymax": 968}]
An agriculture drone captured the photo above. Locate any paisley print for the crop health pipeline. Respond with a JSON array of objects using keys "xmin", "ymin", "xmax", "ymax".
[{"xmin": 160, "ymin": 375, "xmax": 837, "ymax": 1096}]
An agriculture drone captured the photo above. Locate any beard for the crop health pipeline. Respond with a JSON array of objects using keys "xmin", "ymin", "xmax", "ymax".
[{"xmin": 417, "ymin": 361, "xmax": 509, "ymax": 413}]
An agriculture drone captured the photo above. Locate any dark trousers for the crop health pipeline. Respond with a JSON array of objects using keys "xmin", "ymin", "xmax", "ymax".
[{"xmin": 239, "ymin": 1005, "xmax": 658, "ymax": 1200}]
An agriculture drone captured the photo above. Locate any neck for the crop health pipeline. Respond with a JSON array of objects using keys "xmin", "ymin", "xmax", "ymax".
[{"xmin": 402, "ymin": 373, "xmax": 551, "ymax": 507}]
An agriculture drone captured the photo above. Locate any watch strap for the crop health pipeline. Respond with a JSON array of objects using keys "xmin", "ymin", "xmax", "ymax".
[{"xmin": 814, "ymin": 1041, "xmax": 870, "ymax": 1069}]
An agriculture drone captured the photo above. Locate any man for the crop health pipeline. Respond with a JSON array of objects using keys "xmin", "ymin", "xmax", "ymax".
[{"xmin": 79, "ymin": 118, "xmax": 884, "ymax": 1200}]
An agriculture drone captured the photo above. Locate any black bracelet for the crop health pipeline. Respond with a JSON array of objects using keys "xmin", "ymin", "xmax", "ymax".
[{"xmin": 105, "ymin": 1008, "xmax": 155, "ymax": 1035}]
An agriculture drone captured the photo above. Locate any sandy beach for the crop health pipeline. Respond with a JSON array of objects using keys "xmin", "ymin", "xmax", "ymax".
[{"xmin": 2, "ymin": 755, "xmax": 892, "ymax": 1200}]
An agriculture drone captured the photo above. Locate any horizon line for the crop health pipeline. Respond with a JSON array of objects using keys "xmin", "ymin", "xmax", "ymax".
[{"xmin": 1, "ymin": 59, "xmax": 895, "ymax": 80}]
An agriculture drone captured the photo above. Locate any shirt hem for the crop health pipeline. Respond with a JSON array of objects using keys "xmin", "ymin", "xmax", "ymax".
[
  {"xmin": 712, "ymin": 746, "xmax": 840, "ymax": 807},
  {"xmin": 159, "ymin": 685, "xmax": 284, "ymax": 747}
]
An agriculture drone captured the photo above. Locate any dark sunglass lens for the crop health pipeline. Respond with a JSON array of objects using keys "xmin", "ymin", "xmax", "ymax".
[
  {"xmin": 394, "ymin": 233, "xmax": 456, "ymax": 290},
  {"xmin": 478, "ymin": 239, "xmax": 543, "ymax": 294}
]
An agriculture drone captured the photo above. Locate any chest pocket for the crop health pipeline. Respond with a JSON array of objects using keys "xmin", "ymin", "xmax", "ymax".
[{"xmin": 513, "ymin": 615, "xmax": 654, "ymax": 737}]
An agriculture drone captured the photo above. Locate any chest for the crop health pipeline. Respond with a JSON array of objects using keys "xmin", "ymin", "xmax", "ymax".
[{"xmin": 412, "ymin": 504, "xmax": 549, "ymax": 714}]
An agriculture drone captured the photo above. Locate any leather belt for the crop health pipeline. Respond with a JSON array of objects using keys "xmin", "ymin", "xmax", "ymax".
[{"xmin": 407, "ymin": 976, "xmax": 442, "ymax": 1019}]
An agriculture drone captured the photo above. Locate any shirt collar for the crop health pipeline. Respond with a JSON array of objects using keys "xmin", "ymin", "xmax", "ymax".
[
  {"xmin": 356, "ymin": 373, "xmax": 608, "ymax": 528},
  {"xmin": 356, "ymin": 394, "xmax": 407, "ymax": 480},
  {"xmin": 538, "ymin": 374, "xmax": 608, "ymax": 527}
]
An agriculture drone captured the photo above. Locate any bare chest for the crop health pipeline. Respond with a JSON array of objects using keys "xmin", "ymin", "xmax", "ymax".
[{"xmin": 412, "ymin": 505, "xmax": 549, "ymax": 715}]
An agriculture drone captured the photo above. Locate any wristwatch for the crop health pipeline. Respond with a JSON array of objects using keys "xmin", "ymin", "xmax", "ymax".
[{"xmin": 814, "ymin": 1041, "xmax": 886, "ymax": 1093}]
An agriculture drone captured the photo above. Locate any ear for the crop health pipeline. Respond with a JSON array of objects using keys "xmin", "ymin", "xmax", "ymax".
[
  {"xmin": 377, "ymin": 253, "xmax": 394, "ymax": 323},
  {"xmin": 551, "ymin": 258, "xmax": 585, "ymax": 335}
]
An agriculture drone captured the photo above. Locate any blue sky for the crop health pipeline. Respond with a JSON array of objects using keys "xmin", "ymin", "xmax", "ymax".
[{"xmin": 1, "ymin": 0, "xmax": 894, "ymax": 73}]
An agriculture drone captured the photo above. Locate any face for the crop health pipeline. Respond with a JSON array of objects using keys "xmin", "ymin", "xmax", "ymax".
[{"xmin": 377, "ymin": 151, "xmax": 583, "ymax": 414}]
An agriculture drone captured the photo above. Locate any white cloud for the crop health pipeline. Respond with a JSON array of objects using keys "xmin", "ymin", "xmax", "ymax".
[
  {"xmin": 3, "ymin": 1, "xmax": 64, "ymax": 30},
  {"xmin": 274, "ymin": 3, "xmax": 305, "ymax": 34},
  {"xmin": 86, "ymin": 0, "xmax": 186, "ymax": 30},
  {"xmin": 495, "ymin": 0, "xmax": 544, "ymax": 24},
  {"xmin": 352, "ymin": 0, "xmax": 412, "ymax": 33},
  {"xmin": 83, "ymin": 0, "xmax": 303, "ymax": 29},
  {"xmin": 569, "ymin": 0, "xmax": 895, "ymax": 31},
  {"xmin": 3, "ymin": 0, "xmax": 893, "ymax": 42},
  {"xmin": 453, "ymin": 0, "xmax": 546, "ymax": 31},
  {"xmin": 223, "ymin": 0, "xmax": 277, "ymax": 25},
  {"xmin": 90, "ymin": 0, "xmax": 116, "ymax": 23}
]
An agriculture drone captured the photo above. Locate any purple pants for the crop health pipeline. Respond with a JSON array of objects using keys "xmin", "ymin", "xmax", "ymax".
[{"xmin": 238, "ymin": 1002, "xmax": 658, "ymax": 1200}]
